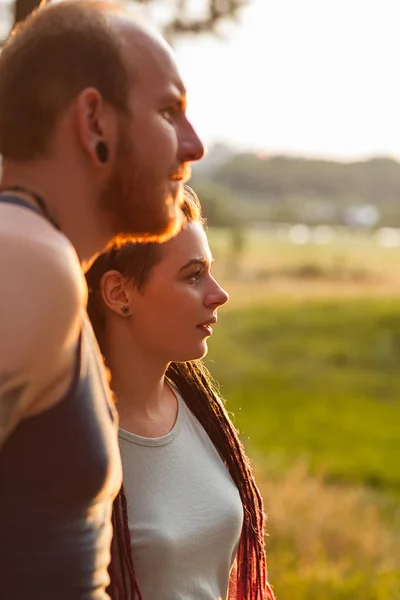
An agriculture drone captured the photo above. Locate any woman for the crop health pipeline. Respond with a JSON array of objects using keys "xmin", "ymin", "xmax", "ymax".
[{"xmin": 86, "ymin": 188, "xmax": 274, "ymax": 600}]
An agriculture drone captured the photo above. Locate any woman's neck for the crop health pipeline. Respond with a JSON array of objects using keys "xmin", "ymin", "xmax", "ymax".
[
  {"xmin": 108, "ymin": 347, "xmax": 166, "ymax": 410},
  {"xmin": 104, "ymin": 327, "xmax": 177, "ymax": 436}
]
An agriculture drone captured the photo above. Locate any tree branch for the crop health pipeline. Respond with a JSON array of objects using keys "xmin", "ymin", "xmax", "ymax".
[{"xmin": 164, "ymin": 0, "xmax": 248, "ymax": 37}]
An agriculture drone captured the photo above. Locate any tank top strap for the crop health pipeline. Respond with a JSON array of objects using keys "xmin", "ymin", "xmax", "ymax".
[{"xmin": 0, "ymin": 194, "xmax": 45, "ymax": 218}]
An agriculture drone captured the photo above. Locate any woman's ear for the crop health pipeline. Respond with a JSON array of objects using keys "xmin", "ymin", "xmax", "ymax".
[{"xmin": 100, "ymin": 270, "xmax": 131, "ymax": 316}]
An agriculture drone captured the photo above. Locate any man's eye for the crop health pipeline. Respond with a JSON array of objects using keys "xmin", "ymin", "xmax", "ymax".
[
  {"xmin": 161, "ymin": 108, "xmax": 175, "ymax": 122},
  {"xmin": 187, "ymin": 270, "xmax": 202, "ymax": 281}
]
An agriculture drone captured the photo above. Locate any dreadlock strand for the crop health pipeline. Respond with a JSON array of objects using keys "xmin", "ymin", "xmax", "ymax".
[
  {"xmin": 114, "ymin": 491, "xmax": 134, "ymax": 599},
  {"xmin": 167, "ymin": 360, "xmax": 272, "ymax": 600},
  {"xmin": 120, "ymin": 488, "xmax": 144, "ymax": 600},
  {"xmin": 108, "ymin": 509, "xmax": 124, "ymax": 600},
  {"xmin": 86, "ymin": 188, "xmax": 274, "ymax": 598}
]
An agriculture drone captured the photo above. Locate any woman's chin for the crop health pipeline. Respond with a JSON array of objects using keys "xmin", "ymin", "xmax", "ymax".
[{"xmin": 172, "ymin": 342, "xmax": 208, "ymax": 363}]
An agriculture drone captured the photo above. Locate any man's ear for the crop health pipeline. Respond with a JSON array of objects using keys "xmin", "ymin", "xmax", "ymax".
[{"xmin": 75, "ymin": 87, "xmax": 118, "ymax": 168}]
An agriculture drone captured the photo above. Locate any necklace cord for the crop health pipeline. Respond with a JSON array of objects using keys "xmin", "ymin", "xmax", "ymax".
[{"xmin": 0, "ymin": 184, "xmax": 61, "ymax": 230}]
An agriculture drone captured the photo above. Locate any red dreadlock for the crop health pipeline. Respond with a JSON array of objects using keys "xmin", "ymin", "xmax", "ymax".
[{"xmin": 86, "ymin": 188, "xmax": 275, "ymax": 600}]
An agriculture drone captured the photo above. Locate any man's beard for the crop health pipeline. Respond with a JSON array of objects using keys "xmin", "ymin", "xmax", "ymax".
[{"xmin": 99, "ymin": 123, "xmax": 185, "ymax": 247}]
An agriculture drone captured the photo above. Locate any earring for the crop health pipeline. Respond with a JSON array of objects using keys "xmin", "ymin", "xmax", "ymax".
[
  {"xmin": 95, "ymin": 140, "xmax": 109, "ymax": 164},
  {"xmin": 121, "ymin": 306, "xmax": 130, "ymax": 316}
]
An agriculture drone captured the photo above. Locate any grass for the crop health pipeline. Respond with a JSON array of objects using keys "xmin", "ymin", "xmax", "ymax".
[
  {"xmin": 204, "ymin": 299, "xmax": 400, "ymax": 598},
  {"xmin": 261, "ymin": 462, "xmax": 400, "ymax": 600},
  {"xmin": 202, "ymin": 228, "xmax": 400, "ymax": 598},
  {"xmin": 206, "ymin": 298, "xmax": 400, "ymax": 491}
]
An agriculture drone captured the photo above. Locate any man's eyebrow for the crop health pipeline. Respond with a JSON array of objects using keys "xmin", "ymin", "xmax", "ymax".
[
  {"xmin": 179, "ymin": 257, "xmax": 215, "ymax": 272},
  {"xmin": 160, "ymin": 90, "xmax": 187, "ymax": 110}
]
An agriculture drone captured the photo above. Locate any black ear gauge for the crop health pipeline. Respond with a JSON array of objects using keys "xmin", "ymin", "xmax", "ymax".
[{"xmin": 95, "ymin": 141, "xmax": 109, "ymax": 164}]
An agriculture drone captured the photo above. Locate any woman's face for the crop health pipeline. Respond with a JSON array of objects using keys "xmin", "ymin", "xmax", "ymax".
[{"xmin": 125, "ymin": 222, "xmax": 229, "ymax": 363}]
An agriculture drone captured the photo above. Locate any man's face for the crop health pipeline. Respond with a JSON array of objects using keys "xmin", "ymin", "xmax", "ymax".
[{"xmin": 100, "ymin": 24, "xmax": 204, "ymax": 244}]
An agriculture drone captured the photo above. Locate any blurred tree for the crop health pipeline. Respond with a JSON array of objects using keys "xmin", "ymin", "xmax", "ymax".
[
  {"xmin": 203, "ymin": 151, "xmax": 400, "ymax": 226},
  {"xmin": 9, "ymin": 0, "xmax": 247, "ymax": 36},
  {"xmin": 138, "ymin": 0, "xmax": 247, "ymax": 40},
  {"xmin": 192, "ymin": 181, "xmax": 238, "ymax": 228},
  {"xmin": 226, "ymin": 223, "xmax": 246, "ymax": 279}
]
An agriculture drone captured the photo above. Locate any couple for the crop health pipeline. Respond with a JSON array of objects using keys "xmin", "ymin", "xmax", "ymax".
[{"xmin": 0, "ymin": 2, "xmax": 273, "ymax": 599}]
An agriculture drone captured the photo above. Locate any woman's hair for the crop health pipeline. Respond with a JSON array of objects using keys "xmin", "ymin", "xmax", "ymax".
[{"xmin": 86, "ymin": 187, "xmax": 272, "ymax": 600}]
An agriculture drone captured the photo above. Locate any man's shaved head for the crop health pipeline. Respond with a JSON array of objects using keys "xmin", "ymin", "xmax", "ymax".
[
  {"xmin": 0, "ymin": 0, "xmax": 150, "ymax": 160},
  {"xmin": 0, "ymin": 0, "xmax": 204, "ymax": 245}
]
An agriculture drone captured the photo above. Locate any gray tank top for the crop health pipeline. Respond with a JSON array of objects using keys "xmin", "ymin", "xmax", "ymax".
[{"xmin": 0, "ymin": 195, "xmax": 122, "ymax": 599}]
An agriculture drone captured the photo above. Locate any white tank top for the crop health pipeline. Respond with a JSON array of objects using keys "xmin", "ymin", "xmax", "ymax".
[{"xmin": 118, "ymin": 388, "xmax": 244, "ymax": 600}]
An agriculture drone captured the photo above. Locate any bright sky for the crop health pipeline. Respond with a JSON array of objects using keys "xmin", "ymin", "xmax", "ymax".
[
  {"xmin": 0, "ymin": 0, "xmax": 398, "ymax": 161},
  {"xmin": 173, "ymin": 0, "xmax": 400, "ymax": 161}
]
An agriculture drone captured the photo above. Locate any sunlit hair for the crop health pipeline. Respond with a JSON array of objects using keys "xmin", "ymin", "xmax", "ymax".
[
  {"xmin": 0, "ymin": 0, "xmax": 130, "ymax": 160},
  {"xmin": 86, "ymin": 187, "xmax": 274, "ymax": 600}
]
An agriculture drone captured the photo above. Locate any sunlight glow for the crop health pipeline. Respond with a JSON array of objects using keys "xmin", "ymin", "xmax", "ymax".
[{"xmin": 175, "ymin": 0, "xmax": 400, "ymax": 161}]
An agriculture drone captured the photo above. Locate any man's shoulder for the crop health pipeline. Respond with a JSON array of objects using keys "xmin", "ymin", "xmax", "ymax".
[
  {"xmin": 0, "ymin": 216, "xmax": 86, "ymax": 374},
  {"xmin": 0, "ymin": 211, "xmax": 84, "ymax": 295}
]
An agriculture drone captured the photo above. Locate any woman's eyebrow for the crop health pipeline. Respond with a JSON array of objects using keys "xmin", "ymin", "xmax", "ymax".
[{"xmin": 179, "ymin": 257, "xmax": 214, "ymax": 272}]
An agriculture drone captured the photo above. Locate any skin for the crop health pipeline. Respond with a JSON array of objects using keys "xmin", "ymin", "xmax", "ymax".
[
  {"xmin": 0, "ymin": 9, "xmax": 204, "ymax": 447},
  {"xmin": 1, "ymin": 17, "xmax": 204, "ymax": 266},
  {"xmin": 99, "ymin": 19, "xmax": 204, "ymax": 245},
  {"xmin": 98, "ymin": 222, "xmax": 229, "ymax": 437},
  {"xmin": 0, "ymin": 209, "xmax": 84, "ymax": 446}
]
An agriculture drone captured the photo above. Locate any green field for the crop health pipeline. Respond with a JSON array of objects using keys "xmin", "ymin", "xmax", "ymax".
[
  {"xmin": 204, "ymin": 228, "xmax": 400, "ymax": 599},
  {"xmin": 207, "ymin": 298, "xmax": 400, "ymax": 490}
]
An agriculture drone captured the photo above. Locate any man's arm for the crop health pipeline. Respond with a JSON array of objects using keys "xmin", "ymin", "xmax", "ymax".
[
  {"xmin": 0, "ymin": 374, "xmax": 29, "ymax": 445},
  {"xmin": 0, "ymin": 226, "xmax": 85, "ymax": 448}
]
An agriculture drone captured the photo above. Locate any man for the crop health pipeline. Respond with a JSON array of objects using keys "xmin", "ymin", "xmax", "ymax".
[{"xmin": 0, "ymin": 1, "xmax": 204, "ymax": 598}]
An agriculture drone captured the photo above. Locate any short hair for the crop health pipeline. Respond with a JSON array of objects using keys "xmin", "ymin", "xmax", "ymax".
[
  {"xmin": 0, "ymin": 0, "xmax": 131, "ymax": 160},
  {"xmin": 86, "ymin": 186, "xmax": 204, "ymax": 303}
]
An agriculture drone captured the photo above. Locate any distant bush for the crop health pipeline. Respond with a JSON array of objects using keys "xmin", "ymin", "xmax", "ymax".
[
  {"xmin": 191, "ymin": 182, "xmax": 239, "ymax": 227},
  {"xmin": 194, "ymin": 152, "xmax": 400, "ymax": 226}
]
